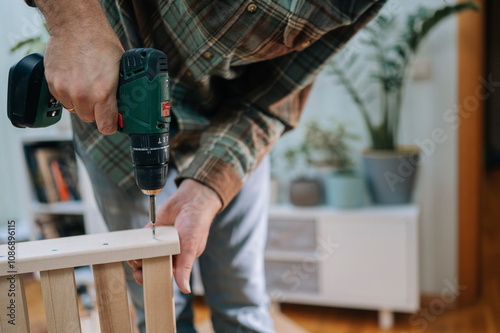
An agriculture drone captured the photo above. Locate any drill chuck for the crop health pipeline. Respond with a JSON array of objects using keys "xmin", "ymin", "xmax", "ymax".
[{"xmin": 130, "ymin": 133, "xmax": 169, "ymax": 194}]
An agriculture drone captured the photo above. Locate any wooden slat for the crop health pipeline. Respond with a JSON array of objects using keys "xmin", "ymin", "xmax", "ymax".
[
  {"xmin": 93, "ymin": 262, "xmax": 132, "ymax": 333},
  {"xmin": 143, "ymin": 256, "xmax": 176, "ymax": 333},
  {"xmin": 0, "ymin": 227, "xmax": 179, "ymax": 274},
  {"xmin": 0, "ymin": 274, "xmax": 30, "ymax": 332},
  {"xmin": 457, "ymin": 0, "xmax": 485, "ymax": 305},
  {"xmin": 40, "ymin": 268, "xmax": 81, "ymax": 333}
]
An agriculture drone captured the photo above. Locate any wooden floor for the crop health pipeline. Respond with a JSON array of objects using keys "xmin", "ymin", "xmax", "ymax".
[{"xmin": 23, "ymin": 172, "xmax": 500, "ymax": 332}]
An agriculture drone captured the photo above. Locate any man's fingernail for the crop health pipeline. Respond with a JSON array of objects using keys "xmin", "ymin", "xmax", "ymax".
[{"xmin": 184, "ymin": 279, "xmax": 191, "ymax": 293}]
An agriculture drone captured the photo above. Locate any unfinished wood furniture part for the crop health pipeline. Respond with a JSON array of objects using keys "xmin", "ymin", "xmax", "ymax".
[{"xmin": 0, "ymin": 226, "xmax": 180, "ymax": 333}]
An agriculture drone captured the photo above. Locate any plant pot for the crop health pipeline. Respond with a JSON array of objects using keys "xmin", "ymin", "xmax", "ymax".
[
  {"xmin": 289, "ymin": 179, "xmax": 323, "ymax": 206},
  {"xmin": 362, "ymin": 147, "xmax": 420, "ymax": 205},
  {"xmin": 324, "ymin": 171, "xmax": 367, "ymax": 209}
]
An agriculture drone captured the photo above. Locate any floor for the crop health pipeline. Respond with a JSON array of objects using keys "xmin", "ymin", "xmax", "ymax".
[{"xmin": 22, "ymin": 172, "xmax": 500, "ymax": 332}]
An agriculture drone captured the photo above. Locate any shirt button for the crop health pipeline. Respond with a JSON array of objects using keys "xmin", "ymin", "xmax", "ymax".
[
  {"xmin": 185, "ymin": 70, "xmax": 193, "ymax": 77},
  {"xmin": 202, "ymin": 51, "xmax": 214, "ymax": 60},
  {"xmin": 247, "ymin": 3, "xmax": 257, "ymax": 13},
  {"xmin": 301, "ymin": 40, "xmax": 311, "ymax": 48}
]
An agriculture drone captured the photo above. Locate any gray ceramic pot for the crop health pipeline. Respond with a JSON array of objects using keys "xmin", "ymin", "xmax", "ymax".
[
  {"xmin": 289, "ymin": 179, "xmax": 323, "ymax": 206},
  {"xmin": 362, "ymin": 148, "xmax": 420, "ymax": 205}
]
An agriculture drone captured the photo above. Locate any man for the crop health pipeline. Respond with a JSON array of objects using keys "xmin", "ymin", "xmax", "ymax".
[{"xmin": 25, "ymin": 0, "xmax": 385, "ymax": 331}]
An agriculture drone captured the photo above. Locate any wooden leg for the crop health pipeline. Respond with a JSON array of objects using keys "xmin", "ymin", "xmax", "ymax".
[
  {"xmin": 0, "ymin": 274, "xmax": 30, "ymax": 332},
  {"xmin": 378, "ymin": 309, "xmax": 394, "ymax": 330},
  {"xmin": 40, "ymin": 268, "xmax": 81, "ymax": 333},
  {"xmin": 143, "ymin": 256, "xmax": 176, "ymax": 333},
  {"xmin": 93, "ymin": 262, "xmax": 132, "ymax": 333}
]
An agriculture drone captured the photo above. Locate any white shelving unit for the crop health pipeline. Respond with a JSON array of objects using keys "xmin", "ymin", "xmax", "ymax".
[
  {"xmin": 14, "ymin": 114, "xmax": 104, "ymax": 240},
  {"xmin": 30, "ymin": 200, "xmax": 85, "ymax": 215},
  {"xmin": 265, "ymin": 204, "xmax": 420, "ymax": 329}
]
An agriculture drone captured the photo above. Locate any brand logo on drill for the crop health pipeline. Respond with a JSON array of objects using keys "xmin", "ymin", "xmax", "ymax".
[{"xmin": 162, "ymin": 101, "xmax": 170, "ymax": 117}]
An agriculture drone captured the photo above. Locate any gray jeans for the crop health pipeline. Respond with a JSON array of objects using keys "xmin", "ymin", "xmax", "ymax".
[{"xmin": 75, "ymin": 139, "xmax": 274, "ymax": 333}]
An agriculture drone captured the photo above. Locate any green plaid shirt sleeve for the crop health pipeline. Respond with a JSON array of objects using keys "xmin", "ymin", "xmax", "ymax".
[{"xmin": 65, "ymin": 0, "xmax": 386, "ymax": 209}]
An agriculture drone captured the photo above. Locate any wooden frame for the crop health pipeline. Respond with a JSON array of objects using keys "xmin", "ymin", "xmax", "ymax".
[
  {"xmin": 0, "ymin": 227, "xmax": 179, "ymax": 333},
  {"xmin": 457, "ymin": 0, "xmax": 485, "ymax": 304}
]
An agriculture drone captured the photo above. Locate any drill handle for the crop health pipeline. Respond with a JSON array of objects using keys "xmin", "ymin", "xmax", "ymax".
[{"xmin": 7, "ymin": 48, "xmax": 171, "ymax": 134}]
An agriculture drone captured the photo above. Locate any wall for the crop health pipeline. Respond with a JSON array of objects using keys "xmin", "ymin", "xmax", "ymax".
[
  {"xmin": 0, "ymin": 0, "xmax": 460, "ymax": 294},
  {"xmin": 0, "ymin": 3, "xmax": 43, "ymax": 231}
]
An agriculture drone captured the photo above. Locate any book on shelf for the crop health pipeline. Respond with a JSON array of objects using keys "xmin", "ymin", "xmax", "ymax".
[
  {"xmin": 35, "ymin": 149, "xmax": 61, "ymax": 203},
  {"xmin": 51, "ymin": 159, "xmax": 71, "ymax": 202},
  {"xmin": 24, "ymin": 142, "xmax": 81, "ymax": 204},
  {"xmin": 35, "ymin": 213, "xmax": 85, "ymax": 239}
]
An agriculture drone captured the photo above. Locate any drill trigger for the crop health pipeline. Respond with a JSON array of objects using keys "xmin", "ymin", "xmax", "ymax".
[{"xmin": 118, "ymin": 113, "xmax": 124, "ymax": 129}]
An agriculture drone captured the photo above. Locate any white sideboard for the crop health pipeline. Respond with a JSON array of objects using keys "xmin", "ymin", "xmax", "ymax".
[{"xmin": 265, "ymin": 204, "xmax": 419, "ymax": 329}]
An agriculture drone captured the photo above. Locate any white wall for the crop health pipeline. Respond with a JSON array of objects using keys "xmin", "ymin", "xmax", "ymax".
[
  {"xmin": 0, "ymin": 3, "xmax": 44, "ymax": 231},
  {"xmin": 0, "ymin": 0, "xmax": 460, "ymax": 293},
  {"xmin": 273, "ymin": 0, "xmax": 459, "ymax": 294}
]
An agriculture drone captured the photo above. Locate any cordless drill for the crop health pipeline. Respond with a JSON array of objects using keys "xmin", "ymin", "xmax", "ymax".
[{"xmin": 7, "ymin": 48, "xmax": 171, "ymax": 239}]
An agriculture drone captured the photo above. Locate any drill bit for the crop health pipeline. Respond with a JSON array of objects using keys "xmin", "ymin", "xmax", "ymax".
[{"xmin": 149, "ymin": 195, "xmax": 157, "ymax": 239}]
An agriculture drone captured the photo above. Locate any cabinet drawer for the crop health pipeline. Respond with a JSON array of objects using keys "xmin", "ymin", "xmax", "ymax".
[
  {"xmin": 265, "ymin": 260, "xmax": 319, "ymax": 294},
  {"xmin": 320, "ymin": 218, "xmax": 408, "ymax": 305},
  {"xmin": 266, "ymin": 218, "xmax": 316, "ymax": 252}
]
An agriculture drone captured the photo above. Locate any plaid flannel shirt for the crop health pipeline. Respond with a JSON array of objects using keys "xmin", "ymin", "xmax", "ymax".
[{"xmin": 29, "ymin": 0, "xmax": 385, "ymax": 209}]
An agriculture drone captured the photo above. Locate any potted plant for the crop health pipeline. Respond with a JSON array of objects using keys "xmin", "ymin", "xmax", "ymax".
[
  {"xmin": 329, "ymin": 2, "xmax": 479, "ymax": 204},
  {"xmin": 285, "ymin": 119, "xmax": 366, "ymax": 208}
]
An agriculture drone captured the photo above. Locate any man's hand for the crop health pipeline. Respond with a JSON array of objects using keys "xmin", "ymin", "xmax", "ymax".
[
  {"xmin": 128, "ymin": 179, "xmax": 222, "ymax": 294},
  {"xmin": 36, "ymin": 0, "xmax": 124, "ymax": 135}
]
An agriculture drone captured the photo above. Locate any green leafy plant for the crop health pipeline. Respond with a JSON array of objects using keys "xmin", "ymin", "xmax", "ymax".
[
  {"xmin": 284, "ymin": 119, "xmax": 359, "ymax": 174},
  {"xmin": 329, "ymin": 2, "xmax": 479, "ymax": 150}
]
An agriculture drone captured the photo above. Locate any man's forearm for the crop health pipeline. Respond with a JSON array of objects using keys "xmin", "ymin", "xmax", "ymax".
[
  {"xmin": 25, "ymin": 0, "xmax": 123, "ymax": 135},
  {"xmin": 32, "ymin": 0, "xmax": 110, "ymax": 37}
]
